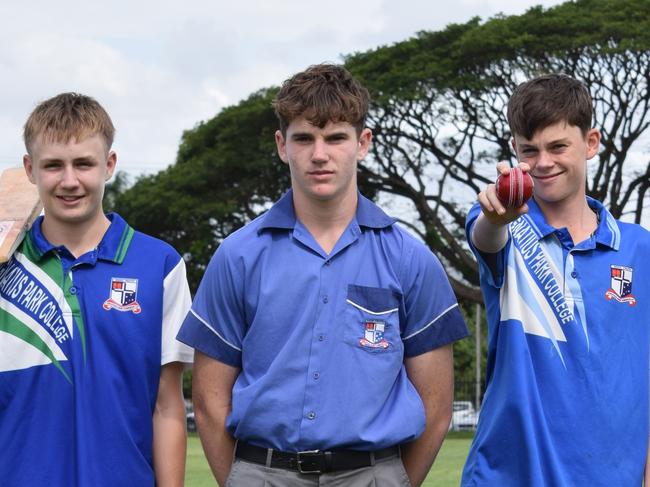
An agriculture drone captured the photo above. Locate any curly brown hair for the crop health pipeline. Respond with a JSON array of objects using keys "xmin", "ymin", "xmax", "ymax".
[{"xmin": 273, "ymin": 64, "xmax": 370, "ymax": 136}]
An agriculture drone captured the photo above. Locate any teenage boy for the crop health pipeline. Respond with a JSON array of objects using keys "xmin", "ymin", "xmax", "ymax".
[
  {"xmin": 178, "ymin": 64, "xmax": 469, "ymax": 486},
  {"xmin": 462, "ymin": 74, "xmax": 650, "ymax": 486},
  {"xmin": 0, "ymin": 93, "xmax": 192, "ymax": 486}
]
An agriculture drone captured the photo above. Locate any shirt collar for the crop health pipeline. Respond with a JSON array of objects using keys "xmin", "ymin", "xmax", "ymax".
[
  {"xmin": 589, "ymin": 197, "xmax": 621, "ymax": 250},
  {"xmin": 258, "ymin": 189, "xmax": 395, "ymax": 233},
  {"xmin": 521, "ymin": 196, "xmax": 620, "ymax": 250},
  {"xmin": 28, "ymin": 213, "xmax": 135, "ymax": 264}
]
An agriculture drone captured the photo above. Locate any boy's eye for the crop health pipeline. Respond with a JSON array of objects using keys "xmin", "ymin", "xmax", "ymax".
[
  {"xmin": 328, "ymin": 135, "xmax": 348, "ymax": 142},
  {"xmin": 75, "ymin": 159, "xmax": 96, "ymax": 168}
]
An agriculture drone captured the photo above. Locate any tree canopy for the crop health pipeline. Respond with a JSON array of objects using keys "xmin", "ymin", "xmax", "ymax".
[
  {"xmin": 111, "ymin": 89, "xmax": 288, "ymax": 286},
  {"xmin": 346, "ymin": 0, "xmax": 650, "ymax": 301},
  {"xmin": 113, "ymin": 0, "xmax": 650, "ymax": 302}
]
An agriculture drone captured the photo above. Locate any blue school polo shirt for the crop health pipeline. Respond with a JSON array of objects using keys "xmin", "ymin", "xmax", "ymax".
[
  {"xmin": 178, "ymin": 190, "xmax": 468, "ymax": 452},
  {"xmin": 0, "ymin": 213, "xmax": 192, "ymax": 486},
  {"xmin": 462, "ymin": 197, "xmax": 650, "ymax": 486}
]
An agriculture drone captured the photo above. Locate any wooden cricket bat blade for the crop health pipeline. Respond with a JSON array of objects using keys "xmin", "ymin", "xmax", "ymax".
[{"xmin": 0, "ymin": 168, "xmax": 42, "ymax": 263}]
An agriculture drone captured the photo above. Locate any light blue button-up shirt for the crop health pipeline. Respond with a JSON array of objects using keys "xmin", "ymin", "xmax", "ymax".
[{"xmin": 179, "ymin": 190, "xmax": 468, "ymax": 451}]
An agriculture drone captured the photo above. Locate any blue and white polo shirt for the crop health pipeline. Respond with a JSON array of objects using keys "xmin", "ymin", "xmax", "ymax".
[
  {"xmin": 0, "ymin": 213, "xmax": 192, "ymax": 487},
  {"xmin": 462, "ymin": 197, "xmax": 650, "ymax": 487}
]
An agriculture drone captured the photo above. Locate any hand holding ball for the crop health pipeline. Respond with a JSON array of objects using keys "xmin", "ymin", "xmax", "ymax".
[{"xmin": 495, "ymin": 167, "xmax": 534, "ymax": 208}]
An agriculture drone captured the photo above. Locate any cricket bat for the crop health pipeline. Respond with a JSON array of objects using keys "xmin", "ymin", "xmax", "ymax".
[{"xmin": 0, "ymin": 168, "xmax": 42, "ymax": 263}]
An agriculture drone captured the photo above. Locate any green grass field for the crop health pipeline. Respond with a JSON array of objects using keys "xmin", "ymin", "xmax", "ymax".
[{"xmin": 185, "ymin": 432, "xmax": 473, "ymax": 486}]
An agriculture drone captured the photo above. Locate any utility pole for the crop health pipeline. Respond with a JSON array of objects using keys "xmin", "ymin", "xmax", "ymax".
[{"xmin": 475, "ymin": 303, "xmax": 482, "ymax": 411}]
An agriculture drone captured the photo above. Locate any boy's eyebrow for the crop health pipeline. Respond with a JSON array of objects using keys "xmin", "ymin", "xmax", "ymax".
[
  {"xmin": 324, "ymin": 130, "xmax": 350, "ymax": 138},
  {"xmin": 39, "ymin": 157, "xmax": 64, "ymax": 163},
  {"xmin": 517, "ymin": 142, "xmax": 538, "ymax": 149},
  {"xmin": 289, "ymin": 131, "xmax": 314, "ymax": 139},
  {"xmin": 518, "ymin": 137, "xmax": 571, "ymax": 148},
  {"xmin": 546, "ymin": 137, "xmax": 571, "ymax": 145},
  {"xmin": 72, "ymin": 156, "xmax": 98, "ymax": 162},
  {"xmin": 39, "ymin": 155, "xmax": 98, "ymax": 164},
  {"xmin": 289, "ymin": 128, "xmax": 352, "ymax": 140}
]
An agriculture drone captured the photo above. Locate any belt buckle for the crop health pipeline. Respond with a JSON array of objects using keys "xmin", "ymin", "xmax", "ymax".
[{"xmin": 297, "ymin": 449, "xmax": 322, "ymax": 474}]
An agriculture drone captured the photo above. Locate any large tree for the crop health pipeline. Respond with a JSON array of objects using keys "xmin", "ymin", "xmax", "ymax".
[
  {"xmin": 345, "ymin": 0, "xmax": 650, "ymax": 301},
  {"xmin": 111, "ymin": 89, "xmax": 288, "ymax": 287},
  {"xmin": 114, "ymin": 0, "xmax": 650, "ymax": 303}
]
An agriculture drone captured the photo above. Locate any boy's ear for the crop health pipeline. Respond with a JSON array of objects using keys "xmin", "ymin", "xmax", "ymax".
[
  {"xmin": 356, "ymin": 128, "xmax": 372, "ymax": 161},
  {"xmin": 23, "ymin": 154, "xmax": 36, "ymax": 184},
  {"xmin": 105, "ymin": 151, "xmax": 117, "ymax": 181},
  {"xmin": 275, "ymin": 130, "xmax": 289, "ymax": 164},
  {"xmin": 585, "ymin": 128, "xmax": 601, "ymax": 160}
]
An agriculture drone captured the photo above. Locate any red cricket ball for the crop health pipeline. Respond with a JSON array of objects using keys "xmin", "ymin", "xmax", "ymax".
[{"xmin": 495, "ymin": 167, "xmax": 534, "ymax": 207}]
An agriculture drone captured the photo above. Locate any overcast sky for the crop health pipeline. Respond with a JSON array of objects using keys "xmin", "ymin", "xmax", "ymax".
[{"xmin": 0, "ymin": 0, "xmax": 565, "ymax": 178}]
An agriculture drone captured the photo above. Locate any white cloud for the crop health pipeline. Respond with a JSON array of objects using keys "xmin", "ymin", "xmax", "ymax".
[{"xmin": 0, "ymin": 0, "xmax": 567, "ymax": 176}]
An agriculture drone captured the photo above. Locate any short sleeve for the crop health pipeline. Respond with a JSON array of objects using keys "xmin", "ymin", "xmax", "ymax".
[
  {"xmin": 399, "ymin": 236, "xmax": 469, "ymax": 357},
  {"xmin": 176, "ymin": 241, "xmax": 245, "ymax": 367},
  {"xmin": 161, "ymin": 257, "xmax": 194, "ymax": 365},
  {"xmin": 465, "ymin": 201, "xmax": 510, "ymax": 289}
]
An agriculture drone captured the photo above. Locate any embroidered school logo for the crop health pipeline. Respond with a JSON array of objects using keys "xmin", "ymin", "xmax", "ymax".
[
  {"xmin": 605, "ymin": 265, "xmax": 636, "ymax": 306},
  {"xmin": 359, "ymin": 320, "xmax": 389, "ymax": 349},
  {"xmin": 103, "ymin": 278, "xmax": 142, "ymax": 313}
]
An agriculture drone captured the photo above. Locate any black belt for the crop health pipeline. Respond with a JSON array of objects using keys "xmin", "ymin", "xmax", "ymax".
[{"xmin": 235, "ymin": 440, "xmax": 400, "ymax": 474}]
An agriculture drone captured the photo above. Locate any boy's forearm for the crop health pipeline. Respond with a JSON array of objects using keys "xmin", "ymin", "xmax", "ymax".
[
  {"xmin": 471, "ymin": 212, "xmax": 509, "ymax": 254},
  {"xmin": 153, "ymin": 406, "xmax": 187, "ymax": 486},
  {"xmin": 402, "ymin": 346, "xmax": 454, "ymax": 486},
  {"xmin": 195, "ymin": 406, "xmax": 236, "ymax": 486},
  {"xmin": 193, "ymin": 351, "xmax": 240, "ymax": 486}
]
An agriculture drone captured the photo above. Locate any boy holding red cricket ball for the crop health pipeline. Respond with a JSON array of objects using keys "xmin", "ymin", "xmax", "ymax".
[{"xmin": 462, "ymin": 74, "xmax": 650, "ymax": 486}]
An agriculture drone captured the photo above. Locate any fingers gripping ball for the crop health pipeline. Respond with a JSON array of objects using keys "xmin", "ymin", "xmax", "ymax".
[{"xmin": 495, "ymin": 167, "xmax": 534, "ymax": 207}]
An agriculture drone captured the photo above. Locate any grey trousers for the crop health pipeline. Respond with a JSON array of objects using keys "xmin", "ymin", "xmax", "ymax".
[{"xmin": 226, "ymin": 456, "xmax": 412, "ymax": 486}]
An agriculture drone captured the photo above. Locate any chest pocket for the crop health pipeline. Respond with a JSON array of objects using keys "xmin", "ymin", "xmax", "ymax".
[{"xmin": 344, "ymin": 284, "xmax": 402, "ymax": 354}]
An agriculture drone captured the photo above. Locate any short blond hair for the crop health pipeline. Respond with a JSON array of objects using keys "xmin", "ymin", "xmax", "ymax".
[{"xmin": 23, "ymin": 92, "xmax": 115, "ymax": 154}]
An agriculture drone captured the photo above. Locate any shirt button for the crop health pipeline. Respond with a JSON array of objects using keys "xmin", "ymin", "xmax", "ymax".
[
  {"xmin": 313, "ymin": 372, "xmax": 320, "ymax": 380},
  {"xmin": 318, "ymin": 334, "xmax": 325, "ymax": 341},
  {"xmin": 325, "ymin": 260, "xmax": 331, "ymax": 266},
  {"xmin": 571, "ymin": 271, "xmax": 578, "ymax": 278},
  {"xmin": 322, "ymin": 296, "xmax": 328, "ymax": 304},
  {"xmin": 69, "ymin": 286, "xmax": 78, "ymax": 295},
  {"xmin": 307, "ymin": 411, "xmax": 316, "ymax": 420}
]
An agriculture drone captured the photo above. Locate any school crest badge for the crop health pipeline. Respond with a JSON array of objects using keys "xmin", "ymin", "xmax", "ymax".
[
  {"xmin": 605, "ymin": 265, "xmax": 636, "ymax": 306},
  {"xmin": 359, "ymin": 320, "xmax": 389, "ymax": 349},
  {"xmin": 103, "ymin": 277, "xmax": 142, "ymax": 313}
]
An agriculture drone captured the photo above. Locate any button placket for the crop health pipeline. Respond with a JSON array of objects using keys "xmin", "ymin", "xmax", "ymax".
[{"xmin": 302, "ymin": 257, "xmax": 333, "ymax": 431}]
